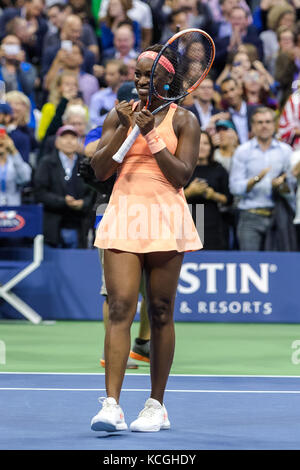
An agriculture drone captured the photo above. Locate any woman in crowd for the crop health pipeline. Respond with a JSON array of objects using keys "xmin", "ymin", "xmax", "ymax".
[
  {"xmin": 274, "ymin": 25, "xmax": 300, "ymax": 108},
  {"xmin": 243, "ymin": 67, "xmax": 278, "ymax": 109},
  {"xmin": 5, "ymin": 90, "xmax": 36, "ymax": 164},
  {"xmin": 260, "ymin": 2, "xmax": 296, "ymax": 74},
  {"xmin": 41, "ymin": 104, "xmax": 89, "ymax": 157},
  {"xmin": 0, "ymin": 128, "xmax": 31, "ymax": 206},
  {"xmin": 213, "ymin": 120, "xmax": 239, "ymax": 249},
  {"xmin": 37, "ymin": 71, "xmax": 80, "ymax": 142},
  {"xmin": 184, "ymin": 130, "xmax": 231, "ymax": 250}
]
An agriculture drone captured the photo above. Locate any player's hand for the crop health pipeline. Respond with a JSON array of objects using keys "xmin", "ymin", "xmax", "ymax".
[
  {"xmin": 135, "ymin": 108, "xmax": 155, "ymax": 136},
  {"xmin": 116, "ymin": 100, "xmax": 134, "ymax": 129}
]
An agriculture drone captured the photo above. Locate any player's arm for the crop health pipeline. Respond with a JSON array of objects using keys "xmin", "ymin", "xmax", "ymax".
[
  {"xmin": 136, "ymin": 107, "xmax": 201, "ymax": 189},
  {"xmin": 91, "ymin": 101, "xmax": 133, "ymax": 181}
]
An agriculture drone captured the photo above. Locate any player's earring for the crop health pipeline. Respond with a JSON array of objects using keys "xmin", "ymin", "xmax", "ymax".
[{"xmin": 164, "ymin": 84, "xmax": 170, "ymax": 90}]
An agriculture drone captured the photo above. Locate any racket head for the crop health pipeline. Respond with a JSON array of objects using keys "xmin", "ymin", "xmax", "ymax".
[{"xmin": 150, "ymin": 28, "xmax": 215, "ymax": 102}]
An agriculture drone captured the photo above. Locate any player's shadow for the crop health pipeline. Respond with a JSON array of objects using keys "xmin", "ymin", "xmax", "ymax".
[{"xmin": 96, "ymin": 433, "xmax": 128, "ymax": 439}]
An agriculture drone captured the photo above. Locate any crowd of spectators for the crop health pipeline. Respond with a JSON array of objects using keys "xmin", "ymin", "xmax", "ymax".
[{"xmin": 1, "ymin": 0, "xmax": 300, "ymax": 251}]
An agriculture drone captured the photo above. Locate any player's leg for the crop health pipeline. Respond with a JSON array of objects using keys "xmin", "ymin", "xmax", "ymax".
[
  {"xmin": 91, "ymin": 249, "xmax": 143, "ymax": 432},
  {"xmin": 99, "ymin": 248, "xmax": 138, "ymax": 369},
  {"xmin": 130, "ymin": 250, "xmax": 184, "ymax": 432},
  {"xmin": 104, "ymin": 249, "xmax": 143, "ymax": 401},
  {"xmin": 130, "ymin": 275, "xmax": 151, "ymax": 363}
]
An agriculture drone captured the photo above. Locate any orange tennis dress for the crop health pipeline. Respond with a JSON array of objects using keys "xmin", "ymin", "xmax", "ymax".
[{"xmin": 94, "ymin": 103, "xmax": 202, "ymax": 253}]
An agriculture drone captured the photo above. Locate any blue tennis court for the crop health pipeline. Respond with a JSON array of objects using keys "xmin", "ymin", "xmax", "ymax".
[{"xmin": 1, "ymin": 372, "xmax": 300, "ymax": 450}]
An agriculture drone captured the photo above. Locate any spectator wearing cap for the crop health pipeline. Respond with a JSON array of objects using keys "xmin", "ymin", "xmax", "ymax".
[
  {"xmin": 0, "ymin": 103, "xmax": 13, "ymax": 128},
  {"xmin": 34, "ymin": 124, "xmax": 94, "ymax": 248},
  {"xmin": 213, "ymin": 120, "xmax": 239, "ymax": 173},
  {"xmin": 0, "ymin": 126, "xmax": 31, "ymax": 206},
  {"xmin": 214, "ymin": 119, "xmax": 239, "ymax": 249},
  {"xmin": 89, "ymin": 59, "xmax": 126, "ymax": 127},
  {"xmin": 229, "ymin": 107, "xmax": 296, "ymax": 251}
]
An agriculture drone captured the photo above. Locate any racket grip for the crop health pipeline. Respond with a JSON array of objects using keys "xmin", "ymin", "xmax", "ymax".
[{"xmin": 112, "ymin": 124, "xmax": 141, "ymax": 163}]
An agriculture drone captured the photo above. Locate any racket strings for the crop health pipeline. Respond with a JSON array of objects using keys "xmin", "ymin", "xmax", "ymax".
[{"xmin": 154, "ymin": 31, "xmax": 214, "ymax": 100}]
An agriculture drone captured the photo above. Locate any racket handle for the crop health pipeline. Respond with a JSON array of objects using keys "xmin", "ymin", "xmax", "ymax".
[{"xmin": 112, "ymin": 124, "xmax": 141, "ymax": 163}]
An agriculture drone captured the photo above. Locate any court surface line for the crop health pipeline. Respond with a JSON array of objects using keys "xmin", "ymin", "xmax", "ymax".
[
  {"xmin": 1, "ymin": 372, "xmax": 300, "ymax": 378},
  {"xmin": 1, "ymin": 387, "xmax": 300, "ymax": 394}
]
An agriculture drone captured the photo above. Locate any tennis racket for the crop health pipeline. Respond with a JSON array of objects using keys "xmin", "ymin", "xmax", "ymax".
[{"xmin": 112, "ymin": 28, "xmax": 215, "ymax": 163}]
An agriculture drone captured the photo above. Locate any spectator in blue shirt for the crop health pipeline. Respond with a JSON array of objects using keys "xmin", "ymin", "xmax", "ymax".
[{"xmin": 229, "ymin": 106, "xmax": 296, "ymax": 250}]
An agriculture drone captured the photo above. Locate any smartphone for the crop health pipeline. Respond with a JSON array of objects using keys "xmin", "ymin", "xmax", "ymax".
[
  {"xmin": 2, "ymin": 44, "xmax": 21, "ymax": 56},
  {"xmin": 61, "ymin": 40, "xmax": 73, "ymax": 52}
]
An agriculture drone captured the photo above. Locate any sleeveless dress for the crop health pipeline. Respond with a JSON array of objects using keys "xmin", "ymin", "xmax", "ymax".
[{"xmin": 94, "ymin": 103, "xmax": 203, "ymax": 253}]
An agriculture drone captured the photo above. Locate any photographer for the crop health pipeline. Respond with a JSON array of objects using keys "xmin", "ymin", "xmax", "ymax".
[{"xmin": 0, "ymin": 127, "xmax": 31, "ymax": 206}]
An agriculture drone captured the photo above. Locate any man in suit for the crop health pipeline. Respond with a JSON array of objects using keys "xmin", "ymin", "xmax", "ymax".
[
  {"xmin": 184, "ymin": 76, "xmax": 221, "ymax": 129},
  {"xmin": 220, "ymin": 76, "xmax": 258, "ymax": 144},
  {"xmin": 101, "ymin": 23, "xmax": 139, "ymax": 65},
  {"xmin": 34, "ymin": 125, "xmax": 94, "ymax": 248}
]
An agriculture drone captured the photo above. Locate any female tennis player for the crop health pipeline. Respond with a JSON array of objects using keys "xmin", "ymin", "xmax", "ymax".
[{"xmin": 90, "ymin": 44, "xmax": 202, "ymax": 433}]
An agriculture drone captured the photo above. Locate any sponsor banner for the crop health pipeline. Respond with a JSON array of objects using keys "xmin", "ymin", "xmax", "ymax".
[
  {"xmin": 0, "ymin": 205, "xmax": 43, "ymax": 238},
  {"xmin": 0, "ymin": 248, "xmax": 299, "ymax": 323},
  {"xmin": 174, "ymin": 251, "xmax": 300, "ymax": 323}
]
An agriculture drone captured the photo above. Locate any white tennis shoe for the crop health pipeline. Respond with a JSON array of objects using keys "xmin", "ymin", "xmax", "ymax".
[
  {"xmin": 91, "ymin": 397, "xmax": 128, "ymax": 432},
  {"xmin": 130, "ymin": 398, "xmax": 171, "ymax": 432}
]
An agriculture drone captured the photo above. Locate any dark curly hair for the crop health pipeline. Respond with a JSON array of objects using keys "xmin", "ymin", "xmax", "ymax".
[{"xmin": 141, "ymin": 44, "xmax": 183, "ymax": 99}]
